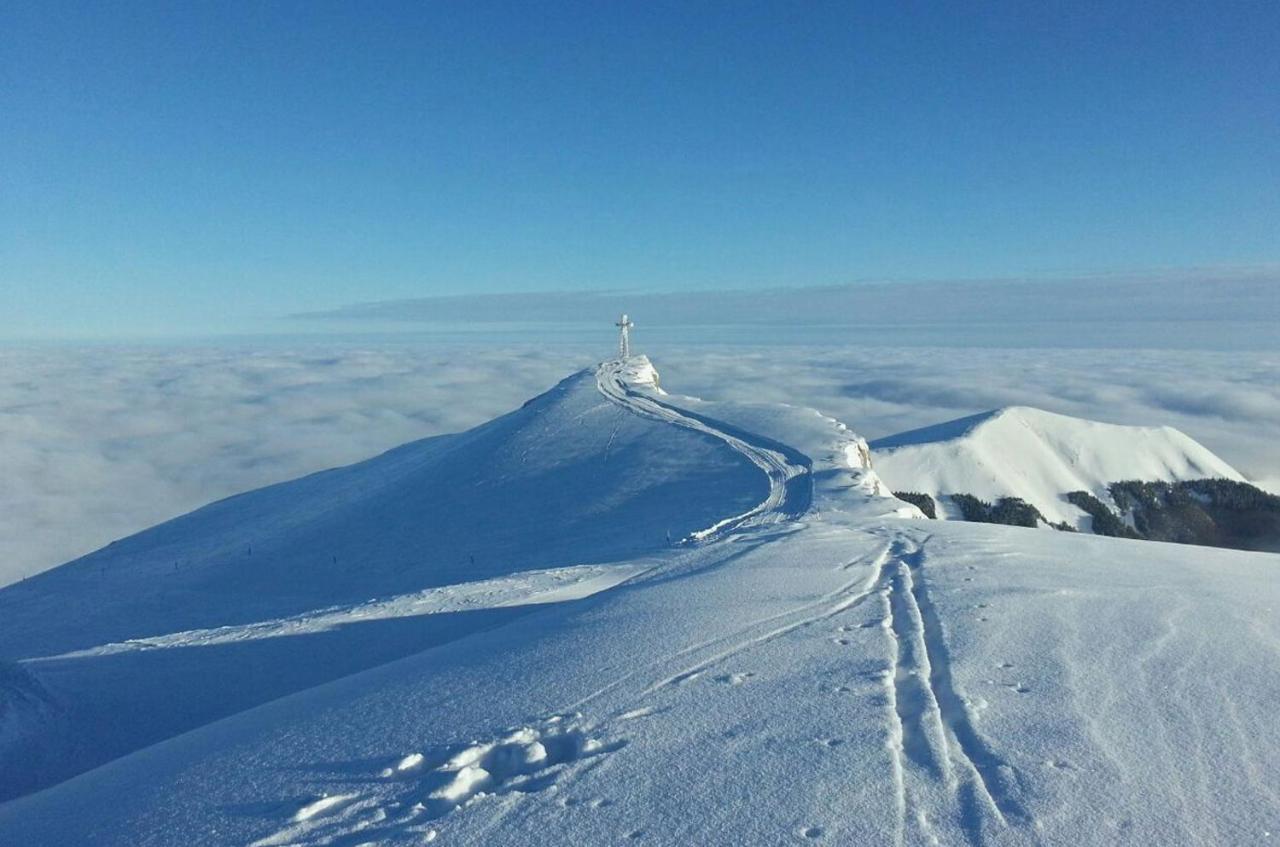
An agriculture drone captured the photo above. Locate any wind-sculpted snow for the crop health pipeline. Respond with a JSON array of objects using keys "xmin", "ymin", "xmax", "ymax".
[
  {"xmin": 7, "ymin": 515, "xmax": 1275, "ymax": 846},
  {"xmin": 34, "ymin": 565, "xmax": 649, "ymax": 660}
]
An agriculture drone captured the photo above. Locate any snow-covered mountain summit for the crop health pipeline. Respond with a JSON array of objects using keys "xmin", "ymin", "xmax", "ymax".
[
  {"xmin": 2, "ymin": 361, "xmax": 1277, "ymax": 847},
  {"xmin": 0, "ymin": 355, "xmax": 910, "ymax": 802},
  {"xmin": 871, "ymin": 405, "xmax": 1244, "ymax": 526},
  {"xmin": 3, "ymin": 361, "xmax": 760, "ymax": 656}
]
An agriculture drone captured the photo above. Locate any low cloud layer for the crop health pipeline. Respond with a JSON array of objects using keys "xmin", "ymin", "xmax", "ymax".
[{"xmin": 3, "ymin": 342, "xmax": 1277, "ymax": 586}]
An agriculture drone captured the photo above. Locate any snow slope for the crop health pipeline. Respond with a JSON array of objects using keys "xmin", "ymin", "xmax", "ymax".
[
  {"xmin": 0, "ymin": 362, "xmax": 771, "ymax": 800},
  {"xmin": 870, "ymin": 406, "xmax": 1245, "ymax": 526},
  {"xmin": 1, "ymin": 360, "xmax": 1277, "ymax": 846}
]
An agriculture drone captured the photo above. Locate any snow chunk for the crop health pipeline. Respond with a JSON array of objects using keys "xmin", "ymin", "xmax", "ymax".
[{"xmin": 616, "ymin": 354, "xmax": 664, "ymax": 392}]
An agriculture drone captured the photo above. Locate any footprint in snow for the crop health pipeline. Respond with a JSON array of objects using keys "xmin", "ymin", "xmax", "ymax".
[
  {"xmin": 379, "ymin": 751, "xmax": 433, "ymax": 777},
  {"xmin": 394, "ymin": 713, "xmax": 623, "ymax": 825},
  {"xmin": 256, "ymin": 720, "xmax": 624, "ymax": 844}
]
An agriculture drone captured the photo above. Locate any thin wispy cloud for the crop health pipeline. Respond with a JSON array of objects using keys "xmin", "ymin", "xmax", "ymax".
[{"xmin": 289, "ymin": 271, "xmax": 1280, "ymax": 350}]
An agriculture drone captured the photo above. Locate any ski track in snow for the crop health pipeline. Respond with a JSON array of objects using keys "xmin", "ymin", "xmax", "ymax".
[
  {"xmin": 881, "ymin": 531, "xmax": 1038, "ymax": 846},
  {"xmin": 595, "ymin": 359, "xmax": 812, "ymax": 540},
  {"xmin": 250, "ymin": 528, "xmax": 1042, "ymax": 846},
  {"xmin": 639, "ymin": 541, "xmax": 894, "ymax": 696}
]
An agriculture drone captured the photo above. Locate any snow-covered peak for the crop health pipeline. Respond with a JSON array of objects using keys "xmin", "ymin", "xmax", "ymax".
[
  {"xmin": 1, "ymin": 366, "xmax": 769, "ymax": 659},
  {"xmin": 0, "ymin": 355, "xmax": 924, "ymax": 802},
  {"xmin": 1, "ymin": 360, "xmax": 787, "ymax": 799},
  {"xmin": 870, "ymin": 405, "xmax": 1244, "ymax": 526}
]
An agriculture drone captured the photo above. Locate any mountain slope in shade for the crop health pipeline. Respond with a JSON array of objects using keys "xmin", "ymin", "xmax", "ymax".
[
  {"xmin": 0, "ymin": 365, "xmax": 766, "ymax": 659},
  {"xmin": 0, "ymin": 360, "xmax": 772, "ymax": 801},
  {"xmin": 869, "ymin": 406, "xmax": 1244, "ymax": 527}
]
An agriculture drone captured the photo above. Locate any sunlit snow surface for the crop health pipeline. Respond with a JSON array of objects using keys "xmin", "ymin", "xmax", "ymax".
[
  {"xmin": 871, "ymin": 406, "xmax": 1246, "ymax": 526},
  {"xmin": 1, "ymin": 358, "xmax": 1277, "ymax": 846}
]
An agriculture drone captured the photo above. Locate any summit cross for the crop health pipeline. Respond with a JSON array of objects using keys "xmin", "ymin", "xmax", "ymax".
[{"xmin": 615, "ymin": 313, "xmax": 634, "ymax": 359}]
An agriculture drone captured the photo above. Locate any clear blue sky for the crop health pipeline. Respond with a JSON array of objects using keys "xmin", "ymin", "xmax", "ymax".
[{"xmin": 2, "ymin": 1, "xmax": 1277, "ymax": 338}]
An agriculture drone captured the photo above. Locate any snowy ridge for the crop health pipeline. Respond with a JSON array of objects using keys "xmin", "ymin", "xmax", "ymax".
[
  {"xmin": 599, "ymin": 355, "xmax": 921, "ymax": 529},
  {"xmin": 596, "ymin": 356, "xmax": 812, "ymax": 540},
  {"xmin": 1, "ymin": 362, "xmax": 1278, "ymax": 846},
  {"xmin": 871, "ymin": 406, "xmax": 1244, "ymax": 527},
  {"xmin": 0, "ymin": 362, "xmax": 768, "ymax": 801}
]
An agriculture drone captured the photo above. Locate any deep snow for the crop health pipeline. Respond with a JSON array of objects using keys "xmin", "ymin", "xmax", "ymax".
[{"xmin": 1, "ymin": 358, "xmax": 1277, "ymax": 846}]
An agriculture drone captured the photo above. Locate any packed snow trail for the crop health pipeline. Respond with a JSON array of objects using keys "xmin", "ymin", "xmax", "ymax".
[{"xmin": 596, "ymin": 357, "xmax": 813, "ymax": 540}]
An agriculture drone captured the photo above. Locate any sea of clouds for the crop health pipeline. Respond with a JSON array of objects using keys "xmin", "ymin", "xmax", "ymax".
[{"xmin": 2, "ymin": 341, "xmax": 1278, "ymax": 586}]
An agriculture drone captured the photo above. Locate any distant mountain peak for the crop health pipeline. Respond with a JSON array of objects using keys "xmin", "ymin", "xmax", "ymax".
[{"xmin": 870, "ymin": 406, "xmax": 1243, "ymax": 528}]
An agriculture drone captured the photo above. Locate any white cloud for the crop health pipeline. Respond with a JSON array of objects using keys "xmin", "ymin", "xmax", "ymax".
[{"xmin": 2, "ymin": 342, "xmax": 1277, "ymax": 586}]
